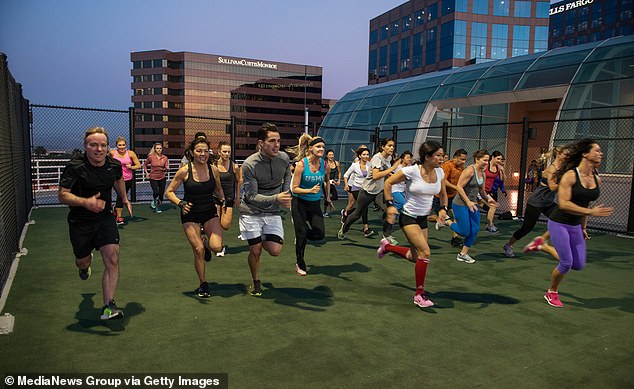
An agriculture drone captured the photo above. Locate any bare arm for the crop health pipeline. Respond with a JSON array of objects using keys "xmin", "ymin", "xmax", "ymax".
[
  {"xmin": 165, "ymin": 166, "xmax": 191, "ymax": 214},
  {"xmin": 128, "ymin": 150, "xmax": 142, "ymax": 170},
  {"xmin": 557, "ymin": 171, "xmax": 612, "ymax": 217},
  {"xmin": 291, "ymin": 159, "xmax": 320, "ymax": 195}
]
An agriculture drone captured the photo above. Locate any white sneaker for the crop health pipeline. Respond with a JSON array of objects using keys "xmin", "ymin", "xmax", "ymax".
[
  {"xmin": 295, "ymin": 264, "xmax": 307, "ymax": 276},
  {"xmin": 216, "ymin": 246, "xmax": 226, "ymax": 257},
  {"xmin": 456, "ymin": 253, "xmax": 475, "ymax": 264}
]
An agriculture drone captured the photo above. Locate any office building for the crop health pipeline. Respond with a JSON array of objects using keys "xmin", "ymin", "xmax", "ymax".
[
  {"xmin": 368, "ymin": 0, "xmax": 550, "ymax": 84},
  {"xmin": 549, "ymin": 0, "xmax": 634, "ymax": 48},
  {"xmin": 131, "ymin": 50, "xmax": 322, "ymax": 159}
]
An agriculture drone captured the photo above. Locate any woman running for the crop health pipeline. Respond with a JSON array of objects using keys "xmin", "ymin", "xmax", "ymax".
[
  {"xmin": 502, "ymin": 146, "xmax": 567, "ymax": 258},
  {"xmin": 323, "ymin": 149, "xmax": 341, "ymax": 217},
  {"xmin": 341, "ymin": 147, "xmax": 371, "ymax": 232},
  {"xmin": 377, "ymin": 141, "xmax": 449, "ymax": 308},
  {"xmin": 383, "ymin": 150, "xmax": 413, "ymax": 245},
  {"xmin": 338, "ymin": 138, "xmax": 401, "ymax": 240},
  {"xmin": 543, "ymin": 139, "xmax": 613, "ymax": 308},
  {"xmin": 165, "ymin": 137, "xmax": 225, "ymax": 298},
  {"xmin": 442, "ymin": 149, "xmax": 498, "ymax": 264},
  {"xmin": 215, "ymin": 141, "xmax": 242, "ymax": 257},
  {"xmin": 288, "ymin": 135, "xmax": 330, "ymax": 276},
  {"xmin": 143, "ymin": 142, "xmax": 169, "ymax": 214},
  {"xmin": 483, "ymin": 151, "xmax": 504, "ymax": 233},
  {"xmin": 109, "ymin": 137, "xmax": 141, "ymax": 224}
]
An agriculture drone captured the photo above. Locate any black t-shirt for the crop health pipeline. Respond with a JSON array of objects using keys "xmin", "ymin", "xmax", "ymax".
[{"xmin": 59, "ymin": 154, "xmax": 123, "ymax": 222}]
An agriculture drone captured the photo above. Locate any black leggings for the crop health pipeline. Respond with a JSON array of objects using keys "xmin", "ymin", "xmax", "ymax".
[
  {"xmin": 324, "ymin": 182, "xmax": 339, "ymax": 211},
  {"xmin": 512, "ymin": 203, "xmax": 555, "ymax": 241},
  {"xmin": 342, "ymin": 189, "xmax": 386, "ymax": 233},
  {"xmin": 291, "ymin": 197, "xmax": 325, "ymax": 269},
  {"xmin": 150, "ymin": 178, "xmax": 166, "ymax": 203},
  {"xmin": 115, "ymin": 179, "xmax": 133, "ymax": 209}
]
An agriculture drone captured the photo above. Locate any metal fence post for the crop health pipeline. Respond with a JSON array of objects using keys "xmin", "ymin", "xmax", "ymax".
[
  {"xmin": 392, "ymin": 125, "xmax": 398, "ymax": 148},
  {"xmin": 374, "ymin": 126, "xmax": 380, "ymax": 154},
  {"xmin": 442, "ymin": 121, "xmax": 449, "ymax": 150},
  {"xmin": 128, "ymin": 107, "xmax": 136, "ymax": 202},
  {"xmin": 628, "ymin": 161, "xmax": 634, "ymax": 235},
  {"xmin": 516, "ymin": 116, "xmax": 530, "ymax": 219}
]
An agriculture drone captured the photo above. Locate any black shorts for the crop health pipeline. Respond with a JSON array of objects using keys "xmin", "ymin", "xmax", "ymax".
[
  {"xmin": 181, "ymin": 208, "xmax": 218, "ymax": 224},
  {"xmin": 69, "ymin": 216, "xmax": 120, "ymax": 259},
  {"xmin": 399, "ymin": 213, "xmax": 429, "ymax": 230},
  {"xmin": 542, "ymin": 203, "xmax": 557, "ymax": 218}
]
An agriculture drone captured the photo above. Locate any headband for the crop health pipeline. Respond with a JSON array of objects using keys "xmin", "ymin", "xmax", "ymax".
[{"xmin": 309, "ymin": 137, "xmax": 325, "ymax": 146}]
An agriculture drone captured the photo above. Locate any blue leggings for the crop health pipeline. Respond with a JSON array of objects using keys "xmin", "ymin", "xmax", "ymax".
[
  {"xmin": 547, "ymin": 220, "xmax": 586, "ymax": 274},
  {"xmin": 450, "ymin": 204, "xmax": 480, "ymax": 247}
]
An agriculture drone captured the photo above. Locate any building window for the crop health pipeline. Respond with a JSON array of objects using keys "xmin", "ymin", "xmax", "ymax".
[
  {"xmin": 380, "ymin": 25, "xmax": 389, "ymax": 40},
  {"xmin": 440, "ymin": 21, "xmax": 455, "ymax": 61},
  {"xmin": 491, "ymin": 24, "xmax": 508, "ymax": 59},
  {"xmin": 379, "ymin": 46, "xmax": 388, "ymax": 77},
  {"xmin": 152, "ymin": 59, "xmax": 163, "ymax": 68},
  {"xmin": 401, "ymin": 37, "xmax": 411, "ymax": 71},
  {"xmin": 536, "ymin": 2, "xmax": 549, "ymax": 18},
  {"xmin": 443, "ymin": 0, "xmax": 455, "ymax": 16},
  {"xmin": 578, "ymin": 20, "xmax": 588, "ymax": 32},
  {"xmin": 565, "ymin": 23, "xmax": 576, "ymax": 35},
  {"xmin": 389, "ymin": 41, "xmax": 399, "ymax": 74},
  {"xmin": 512, "ymin": 25, "xmax": 530, "ymax": 57},
  {"xmin": 413, "ymin": 32, "xmax": 423, "ymax": 68},
  {"xmin": 427, "ymin": 3, "xmax": 438, "ymax": 21},
  {"xmin": 414, "ymin": 9, "xmax": 425, "ymax": 26},
  {"xmin": 391, "ymin": 21, "xmax": 400, "ymax": 36},
  {"xmin": 471, "ymin": 22, "xmax": 488, "ymax": 59},
  {"xmin": 493, "ymin": 0, "xmax": 509, "ymax": 16},
  {"xmin": 370, "ymin": 29, "xmax": 378, "ymax": 45},
  {"xmin": 534, "ymin": 26, "xmax": 548, "ymax": 53},
  {"xmin": 142, "ymin": 60, "xmax": 152, "ymax": 68},
  {"xmin": 426, "ymin": 28, "xmax": 437, "ymax": 65},
  {"xmin": 473, "ymin": 0, "xmax": 488, "ymax": 15},
  {"xmin": 369, "ymin": 49, "xmax": 378, "ymax": 80},
  {"xmin": 402, "ymin": 16, "xmax": 412, "ymax": 32},
  {"xmin": 454, "ymin": 20, "xmax": 467, "ymax": 59},
  {"xmin": 456, "ymin": 0, "xmax": 468, "ymax": 12},
  {"xmin": 514, "ymin": 1, "xmax": 531, "ymax": 18}
]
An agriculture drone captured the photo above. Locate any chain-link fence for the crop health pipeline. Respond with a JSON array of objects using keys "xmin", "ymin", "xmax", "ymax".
[
  {"xmin": 0, "ymin": 53, "xmax": 32, "ymax": 297},
  {"xmin": 321, "ymin": 116, "xmax": 633, "ymax": 234}
]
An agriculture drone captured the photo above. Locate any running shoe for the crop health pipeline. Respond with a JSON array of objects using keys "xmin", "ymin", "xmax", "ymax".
[
  {"xmin": 116, "ymin": 217, "xmax": 125, "ymax": 225},
  {"xmin": 383, "ymin": 235, "xmax": 399, "ymax": 245},
  {"xmin": 295, "ymin": 264, "xmax": 307, "ymax": 276},
  {"xmin": 544, "ymin": 291, "xmax": 564, "ymax": 308},
  {"xmin": 486, "ymin": 225, "xmax": 498, "ymax": 233},
  {"xmin": 377, "ymin": 238, "xmax": 390, "ymax": 259},
  {"xmin": 450, "ymin": 236, "xmax": 463, "ymax": 247},
  {"xmin": 363, "ymin": 228, "xmax": 376, "ymax": 238},
  {"xmin": 216, "ymin": 246, "xmax": 226, "ymax": 257},
  {"xmin": 195, "ymin": 282, "xmax": 210, "ymax": 298},
  {"xmin": 155, "ymin": 208, "xmax": 162, "ymax": 214},
  {"xmin": 523, "ymin": 236, "xmax": 545, "ymax": 253},
  {"xmin": 413, "ymin": 294, "xmax": 434, "ymax": 308},
  {"xmin": 503, "ymin": 243, "xmax": 516, "ymax": 258},
  {"xmin": 150, "ymin": 199, "xmax": 156, "ymax": 209},
  {"xmin": 435, "ymin": 216, "xmax": 450, "ymax": 230},
  {"xmin": 79, "ymin": 266, "xmax": 91, "ymax": 281},
  {"xmin": 323, "ymin": 212, "xmax": 330, "ymax": 217},
  {"xmin": 100, "ymin": 300, "xmax": 124, "ymax": 320},
  {"xmin": 248, "ymin": 280, "xmax": 262, "ymax": 296},
  {"xmin": 340, "ymin": 209, "xmax": 347, "ymax": 225},
  {"xmin": 337, "ymin": 226, "xmax": 346, "ymax": 240},
  {"xmin": 456, "ymin": 253, "xmax": 476, "ymax": 264}
]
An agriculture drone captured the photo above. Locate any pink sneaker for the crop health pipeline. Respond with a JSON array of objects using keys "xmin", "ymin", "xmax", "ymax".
[
  {"xmin": 115, "ymin": 217, "xmax": 125, "ymax": 225},
  {"xmin": 544, "ymin": 291, "xmax": 564, "ymax": 308},
  {"xmin": 523, "ymin": 236, "xmax": 545, "ymax": 253},
  {"xmin": 413, "ymin": 294, "xmax": 434, "ymax": 308},
  {"xmin": 377, "ymin": 238, "xmax": 390, "ymax": 259}
]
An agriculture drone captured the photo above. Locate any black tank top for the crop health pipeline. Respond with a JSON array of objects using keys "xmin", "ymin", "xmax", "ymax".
[
  {"xmin": 328, "ymin": 161, "xmax": 337, "ymax": 180},
  {"xmin": 217, "ymin": 160, "xmax": 236, "ymax": 200},
  {"xmin": 183, "ymin": 163, "xmax": 215, "ymax": 214},
  {"xmin": 549, "ymin": 168, "xmax": 600, "ymax": 225}
]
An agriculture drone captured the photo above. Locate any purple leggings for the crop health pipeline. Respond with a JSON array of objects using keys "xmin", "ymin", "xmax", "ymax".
[{"xmin": 547, "ymin": 219, "xmax": 586, "ymax": 274}]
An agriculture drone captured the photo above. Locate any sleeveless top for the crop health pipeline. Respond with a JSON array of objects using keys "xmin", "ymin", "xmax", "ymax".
[
  {"xmin": 217, "ymin": 160, "xmax": 236, "ymax": 201},
  {"xmin": 112, "ymin": 150, "xmax": 133, "ymax": 181},
  {"xmin": 527, "ymin": 175, "xmax": 556, "ymax": 208},
  {"xmin": 549, "ymin": 168, "xmax": 600, "ymax": 226},
  {"xmin": 453, "ymin": 166, "xmax": 483, "ymax": 207},
  {"xmin": 294, "ymin": 157, "xmax": 325, "ymax": 202},
  {"xmin": 183, "ymin": 163, "xmax": 216, "ymax": 214},
  {"xmin": 328, "ymin": 161, "xmax": 338, "ymax": 181},
  {"xmin": 484, "ymin": 164, "xmax": 499, "ymax": 192}
]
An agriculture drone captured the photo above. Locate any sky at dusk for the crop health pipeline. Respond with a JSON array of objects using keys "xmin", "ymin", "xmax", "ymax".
[{"xmin": 0, "ymin": 0, "xmax": 406, "ymax": 109}]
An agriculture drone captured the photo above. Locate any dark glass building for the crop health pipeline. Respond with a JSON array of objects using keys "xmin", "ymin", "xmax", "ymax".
[
  {"xmin": 368, "ymin": 0, "xmax": 550, "ymax": 84},
  {"xmin": 549, "ymin": 0, "xmax": 634, "ymax": 49},
  {"xmin": 131, "ymin": 50, "xmax": 322, "ymax": 159}
]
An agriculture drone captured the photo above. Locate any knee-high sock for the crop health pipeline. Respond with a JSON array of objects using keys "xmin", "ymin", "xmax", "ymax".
[
  {"xmin": 415, "ymin": 258, "xmax": 430, "ymax": 295},
  {"xmin": 386, "ymin": 244, "xmax": 410, "ymax": 259}
]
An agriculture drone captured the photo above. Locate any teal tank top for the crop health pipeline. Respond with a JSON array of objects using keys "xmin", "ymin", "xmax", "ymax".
[{"xmin": 294, "ymin": 157, "xmax": 325, "ymax": 202}]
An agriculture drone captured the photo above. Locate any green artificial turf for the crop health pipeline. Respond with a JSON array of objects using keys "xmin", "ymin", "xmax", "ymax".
[{"xmin": 1, "ymin": 202, "xmax": 633, "ymax": 388}]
